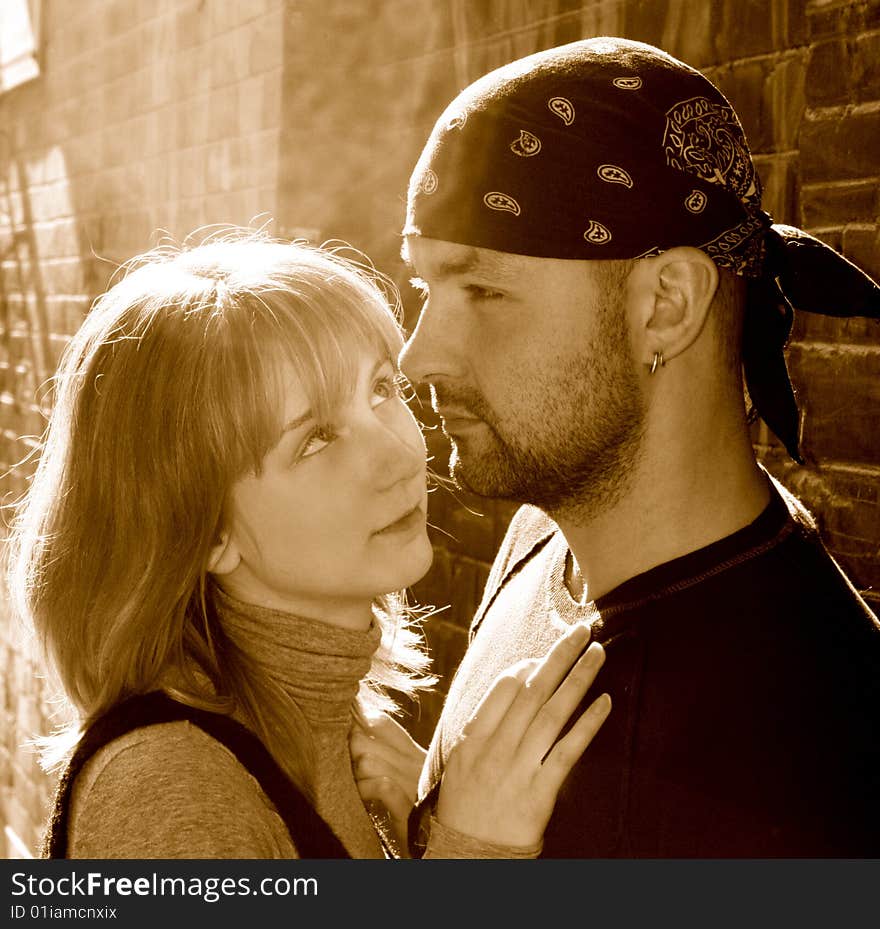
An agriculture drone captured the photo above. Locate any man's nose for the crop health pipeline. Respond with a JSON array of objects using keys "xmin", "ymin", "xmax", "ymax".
[{"xmin": 399, "ymin": 301, "xmax": 463, "ymax": 385}]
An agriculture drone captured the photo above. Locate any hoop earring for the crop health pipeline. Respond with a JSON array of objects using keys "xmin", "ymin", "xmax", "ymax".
[{"xmin": 649, "ymin": 351, "xmax": 665, "ymax": 375}]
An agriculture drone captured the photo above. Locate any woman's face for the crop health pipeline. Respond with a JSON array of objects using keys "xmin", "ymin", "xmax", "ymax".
[{"xmin": 212, "ymin": 348, "xmax": 433, "ymax": 629}]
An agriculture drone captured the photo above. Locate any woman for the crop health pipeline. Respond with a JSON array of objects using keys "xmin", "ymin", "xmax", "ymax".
[{"xmin": 6, "ymin": 230, "xmax": 610, "ymax": 858}]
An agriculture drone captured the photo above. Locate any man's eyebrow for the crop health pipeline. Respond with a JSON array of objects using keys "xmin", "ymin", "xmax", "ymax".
[{"xmin": 401, "ymin": 244, "xmax": 516, "ymax": 281}]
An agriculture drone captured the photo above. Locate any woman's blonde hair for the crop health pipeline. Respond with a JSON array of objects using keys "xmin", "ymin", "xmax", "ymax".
[{"xmin": 5, "ymin": 228, "xmax": 435, "ymax": 798}]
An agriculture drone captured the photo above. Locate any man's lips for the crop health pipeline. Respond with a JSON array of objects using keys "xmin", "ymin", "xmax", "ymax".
[{"xmin": 436, "ymin": 407, "xmax": 483, "ymax": 432}]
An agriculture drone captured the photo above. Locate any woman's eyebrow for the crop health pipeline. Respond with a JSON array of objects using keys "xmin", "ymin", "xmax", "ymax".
[
  {"xmin": 279, "ymin": 357, "xmax": 390, "ymax": 437},
  {"xmin": 281, "ymin": 410, "xmax": 314, "ymax": 434}
]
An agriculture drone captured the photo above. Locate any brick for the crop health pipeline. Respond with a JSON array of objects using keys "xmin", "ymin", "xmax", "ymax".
[
  {"xmin": 204, "ymin": 140, "xmax": 236, "ymax": 194},
  {"xmin": 787, "ymin": 341, "xmax": 880, "ymax": 464},
  {"xmin": 423, "ymin": 614, "xmax": 469, "ymax": 683},
  {"xmin": 207, "ymin": 84, "xmax": 242, "ymax": 144},
  {"xmin": 792, "ymin": 310, "xmax": 880, "ymax": 344},
  {"xmin": 42, "ymin": 258, "xmax": 85, "ymax": 296},
  {"xmin": 805, "ymin": 38, "xmax": 855, "ymax": 106},
  {"xmin": 404, "ymin": 691, "xmax": 446, "ymax": 746},
  {"xmin": 763, "ymin": 458, "xmax": 880, "ymax": 597},
  {"xmin": 620, "ymin": 0, "xmax": 717, "ymax": 68},
  {"xmin": 411, "ymin": 545, "xmax": 452, "ymax": 613},
  {"xmin": 854, "ymin": 32, "xmax": 880, "ymax": 101},
  {"xmin": 713, "ymin": 60, "xmax": 770, "ymax": 151},
  {"xmin": 801, "ymin": 179, "xmax": 880, "ymax": 228},
  {"xmin": 765, "ymin": 53, "xmax": 806, "ymax": 151},
  {"xmin": 807, "ymin": 0, "xmax": 862, "ymax": 39},
  {"xmin": 448, "ymin": 557, "xmax": 482, "ymax": 628},
  {"xmin": 175, "ymin": 97, "xmax": 209, "ymax": 151},
  {"xmin": 841, "ymin": 224, "xmax": 880, "ymax": 280},
  {"xmin": 248, "ymin": 14, "xmax": 284, "ymax": 76},
  {"xmin": 717, "ymin": 0, "xmax": 800, "ymax": 60},
  {"xmin": 172, "ymin": 46, "xmax": 211, "ymax": 102},
  {"xmin": 209, "ymin": 29, "xmax": 250, "ymax": 90},
  {"xmin": 444, "ymin": 497, "xmax": 497, "ymax": 565},
  {"xmin": 800, "ymin": 108, "xmax": 880, "ymax": 183},
  {"xmin": 753, "ymin": 154, "xmax": 800, "ymax": 224}
]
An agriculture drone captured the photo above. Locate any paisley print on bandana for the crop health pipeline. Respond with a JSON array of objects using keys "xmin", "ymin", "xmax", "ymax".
[
  {"xmin": 420, "ymin": 169, "xmax": 438, "ymax": 195},
  {"xmin": 612, "ymin": 76, "xmax": 642, "ymax": 89},
  {"xmin": 583, "ymin": 220, "xmax": 612, "ymax": 244},
  {"xmin": 700, "ymin": 215, "xmax": 766, "ymax": 273},
  {"xmin": 598, "ymin": 164, "xmax": 634, "ymax": 188},
  {"xmin": 484, "ymin": 192, "xmax": 521, "ymax": 215},
  {"xmin": 511, "ymin": 130, "xmax": 542, "ymax": 157},
  {"xmin": 548, "ymin": 96, "xmax": 575, "ymax": 125},
  {"xmin": 663, "ymin": 96, "xmax": 759, "ymax": 209},
  {"xmin": 685, "ymin": 189, "xmax": 707, "ymax": 213}
]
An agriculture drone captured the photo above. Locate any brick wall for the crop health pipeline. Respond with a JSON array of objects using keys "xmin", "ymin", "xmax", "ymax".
[
  {"xmin": 1, "ymin": 0, "xmax": 877, "ymax": 854},
  {"xmin": 0, "ymin": 0, "xmax": 287, "ymax": 858}
]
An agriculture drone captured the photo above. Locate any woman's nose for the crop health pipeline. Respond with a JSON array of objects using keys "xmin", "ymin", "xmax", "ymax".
[{"xmin": 360, "ymin": 411, "xmax": 425, "ymax": 491}]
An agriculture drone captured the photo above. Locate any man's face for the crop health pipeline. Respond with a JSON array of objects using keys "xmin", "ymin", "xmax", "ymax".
[{"xmin": 399, "ymin": 237, "xmax": 645, "ymax": 520}]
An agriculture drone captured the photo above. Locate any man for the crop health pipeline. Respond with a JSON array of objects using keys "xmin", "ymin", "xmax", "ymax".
[{"xmin": 399, "ymin": 37, "xmax": 880, "ymax": 856}]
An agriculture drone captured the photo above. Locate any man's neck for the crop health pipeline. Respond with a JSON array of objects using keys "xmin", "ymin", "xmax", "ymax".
[{"xmin": 556, "ymin": 430, "xmax": 770, "ymax": 604}]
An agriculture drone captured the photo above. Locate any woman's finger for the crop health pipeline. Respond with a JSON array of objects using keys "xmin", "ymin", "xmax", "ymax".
[
  {"xmin": 356, "ymin": 774, "xmax": 411, "ymax": 809},
  {"xmin": 488, "ymin": 623, "xmax": 592, "ymax": 752},
  {"xmin": 457, "ymin": 658, "xmax": 537, "ymax": 742},
  {"xmin": 538, "ymin": 691, "xmax": 612, "ymax": 795},
  {"xmin": 356, "ymin": 775, "xmax": 414, "ymax": 836},
  {"xmin": 353, "ymin": 752, "xmax": 418, "ymax": 803},
  {"xmin": 518, "ymin": 641, "xmax": 606, "ymax": 763},
  {"xmin": 351, "ymin": 717, "xmax": 426, "ymax": 773},
  {"xmin": 357, "ymin": 713, "xmax": 427, "ymax": 756}
]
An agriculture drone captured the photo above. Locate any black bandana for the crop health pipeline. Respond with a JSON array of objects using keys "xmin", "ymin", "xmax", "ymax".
[{"xmin": 404, "ymin": 37, "xmax": 880, "ymax": 463}]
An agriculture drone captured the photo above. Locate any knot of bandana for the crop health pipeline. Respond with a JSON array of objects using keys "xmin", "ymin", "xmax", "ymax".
[{"xmin": 404, "ymin": 36, "xmax": 880, "ymax": 463}]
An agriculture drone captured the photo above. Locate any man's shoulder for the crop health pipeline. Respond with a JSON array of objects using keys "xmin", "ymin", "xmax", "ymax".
[
  {"xmin": 494, "ymin": 503, "xmax": 559, "ymax": 575},
  {"xmin": 470, "ymin": 505, "xmax": 559, "ymax": 635},
  {"xmin": 758, "ymin": 474, "xmax": 878, "ymax": 626}
]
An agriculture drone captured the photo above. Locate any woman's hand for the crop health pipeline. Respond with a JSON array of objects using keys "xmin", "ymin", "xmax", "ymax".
[
  {"xmin": 435, "ymin": 623, "xmax": 611, "ymax": 850},
  {"xmin": 351, "ymin": 712, "xmax": 427, "ymax": 850}
]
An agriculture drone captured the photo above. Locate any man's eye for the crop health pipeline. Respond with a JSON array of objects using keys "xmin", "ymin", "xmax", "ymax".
[
  {"xmin": 464, "ymin": 283, "xmax": 503, "ymax": 300},
  {"xmin": 300, "ymin": 426, "xmax": 336, "ymax": 459}
]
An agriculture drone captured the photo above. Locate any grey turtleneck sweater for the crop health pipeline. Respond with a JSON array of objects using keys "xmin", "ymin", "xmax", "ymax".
[{"xmin": 68, "ymin": 589, "xmax": 386, "ymax": 859}]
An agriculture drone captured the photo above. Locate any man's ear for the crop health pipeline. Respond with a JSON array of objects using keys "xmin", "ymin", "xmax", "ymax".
[
  {"xmin": 207, "ymin": 530, "xmax": 241, "ymax": 576},
  {"xmin": 630, "ymin": 247, "xmax": 718, "ymax": 366}
]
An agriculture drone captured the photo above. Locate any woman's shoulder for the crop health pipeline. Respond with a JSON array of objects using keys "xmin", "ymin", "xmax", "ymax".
[{"xmin": 68, "ymin": 720, "xmax": 296, "ymax": 858}]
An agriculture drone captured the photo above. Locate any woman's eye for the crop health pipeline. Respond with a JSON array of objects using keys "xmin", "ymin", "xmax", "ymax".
[
  {"xmin": 372, "ymin": 374, "xmax": 405, "ymax": 405},
  {"xmin": 299, "ymin": 426, "xmax": 336, "ymax": 459}
]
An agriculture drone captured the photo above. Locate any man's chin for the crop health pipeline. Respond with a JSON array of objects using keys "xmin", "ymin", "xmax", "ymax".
[{"xmin": 449, "ymin": 445, "xmax": 519, "ymax": 500}]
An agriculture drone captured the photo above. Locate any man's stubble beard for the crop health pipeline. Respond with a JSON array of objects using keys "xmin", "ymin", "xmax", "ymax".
[{"xmin": 442, "ymin": 300, "xmax": 646, "ymax": 524}]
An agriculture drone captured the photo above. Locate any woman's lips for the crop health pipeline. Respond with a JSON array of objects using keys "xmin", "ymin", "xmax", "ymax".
[{"xmin": 375, "ymin": 504, "xmax": 425, "ymax": 536}]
